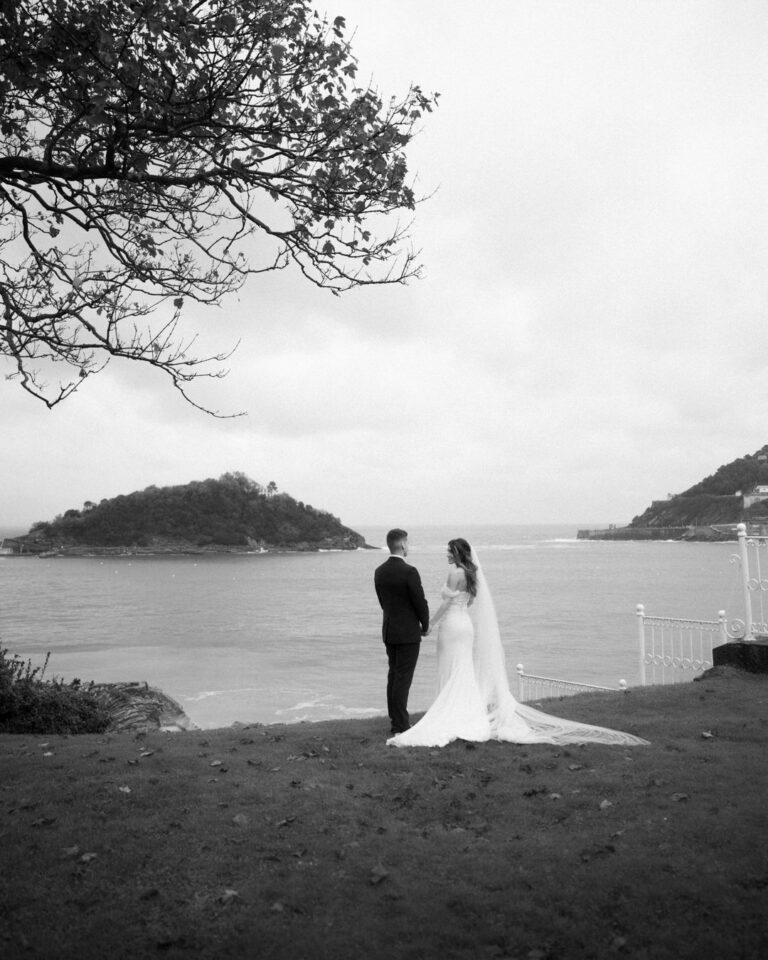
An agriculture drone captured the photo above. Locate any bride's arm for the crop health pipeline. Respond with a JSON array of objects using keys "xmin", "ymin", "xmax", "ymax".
[
  {"xmin": 429, "ymin": 598, "xmax": 450, "ymax": 631},
  {"xmin": 428, "ymin": 569, "xmax": 464, "ymax": 630}
]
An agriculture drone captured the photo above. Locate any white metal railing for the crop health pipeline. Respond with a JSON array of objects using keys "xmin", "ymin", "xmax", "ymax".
[
  {"xmin": 732, "ymin": 524, "xmax": 768, "ymax": 639},
  {"xmin": 635, "ymin": 606, "xmax": 733, "ymax": 685},
  {"xmin": 634, "ymin": 522, "xmax": 768, "ymax": 686},
  {"xmin": 519, "ymin": 523, "xmax": 768, "ymax": 696},
  {"xmin": 516, "ymin": 664, "xmax": 626, "ymax": 702}
]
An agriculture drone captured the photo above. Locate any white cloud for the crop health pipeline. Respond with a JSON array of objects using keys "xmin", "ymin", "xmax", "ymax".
[{"xmin": 3, "ymin": 0, "xmax": 768, "ymax": 529}]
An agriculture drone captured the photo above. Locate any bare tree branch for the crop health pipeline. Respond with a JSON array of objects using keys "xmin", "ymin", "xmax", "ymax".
[{"xmin": 0, "ymin": 0, "xmax": 438, "ymax": 411}]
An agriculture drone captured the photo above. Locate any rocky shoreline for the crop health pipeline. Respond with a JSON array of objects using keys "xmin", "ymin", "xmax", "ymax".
[
  {"xmin": 4, "ymin": 537, "xmax": 378, "ymax": 558},
  {"xmin": 576, "ymin": 523, "xmax": 759, "ymax": 542}
]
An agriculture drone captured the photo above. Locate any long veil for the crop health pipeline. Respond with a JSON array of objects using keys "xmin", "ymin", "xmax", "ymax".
[{"xmin": 470, "ymin": 548, "xmax": 648, "ymax": 746}]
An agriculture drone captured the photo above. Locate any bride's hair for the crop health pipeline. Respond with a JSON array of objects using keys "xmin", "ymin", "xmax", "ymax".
[{"xmin": 448, "ymin": 538, "xmax": 478, "ymax": 597}]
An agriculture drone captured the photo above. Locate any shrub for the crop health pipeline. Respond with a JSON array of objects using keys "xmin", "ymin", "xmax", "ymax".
[{"xmin": 0, "ymin": 646, "xmax": 110, "ymax": 734}]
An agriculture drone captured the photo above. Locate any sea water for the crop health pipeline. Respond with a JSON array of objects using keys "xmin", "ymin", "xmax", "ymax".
[{"xmin": 0, "ymin": 525, "xmax": 745, "ymax": 728}]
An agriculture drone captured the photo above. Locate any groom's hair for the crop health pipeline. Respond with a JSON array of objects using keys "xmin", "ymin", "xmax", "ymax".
[{"xmin": 386, "ymin": 528, "xmax": 408, "ymax": 552}]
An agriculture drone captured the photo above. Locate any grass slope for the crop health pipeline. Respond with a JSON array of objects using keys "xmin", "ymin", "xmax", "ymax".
[{"xmin": 1, "ymin": 668, "xmax": 767, "ymax": 960}]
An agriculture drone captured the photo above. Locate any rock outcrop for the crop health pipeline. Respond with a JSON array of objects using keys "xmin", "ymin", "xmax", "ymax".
[{"xmin": 90, "ymin": 682, "xmax": 197, "ymax": 733}]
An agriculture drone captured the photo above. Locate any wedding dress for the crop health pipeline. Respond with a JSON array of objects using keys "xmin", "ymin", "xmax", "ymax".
[{"xmin": 387, "ymin": 549, "xmax": 649, "ymax": 749}]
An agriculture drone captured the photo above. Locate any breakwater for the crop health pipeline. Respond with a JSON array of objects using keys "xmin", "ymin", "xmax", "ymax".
[{"xmin": 576, "ymin": 525, "xmax": 736, "ymax": 542}]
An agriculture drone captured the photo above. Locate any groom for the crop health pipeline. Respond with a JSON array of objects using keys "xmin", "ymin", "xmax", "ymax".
[{"xmin": 374, "ymin": 528, "xmax": 430, "ymax": 734}]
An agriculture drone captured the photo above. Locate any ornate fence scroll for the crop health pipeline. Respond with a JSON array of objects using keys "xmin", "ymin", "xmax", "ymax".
[
  {"xmin": 515, "ymin": 664, "xmax": 626, "ymax": 702},
  {"xmin": 635, "ymin": 607, "xmax": 732, "ymax": 686}
]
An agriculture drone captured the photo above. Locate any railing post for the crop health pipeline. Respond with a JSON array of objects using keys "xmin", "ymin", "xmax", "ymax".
[
  {"xmin": 737, "ymin": 523, "xmax": 753, "ymax": 641},
  {"xmin": 636, "ymin": 604, "xmax": 646, "ymax": 686},
  {"xmin": 718, "ymin": 610, "xmax": 728, "ymax": 645},
  {"xmin": 516, "ymin": 663, "xmax": 524, "ymax": 700}
]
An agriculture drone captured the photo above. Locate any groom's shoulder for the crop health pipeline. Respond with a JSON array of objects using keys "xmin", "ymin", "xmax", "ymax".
[{"xmin": 375, "ymin": 556, "xmax": 414, "ymax": 575}]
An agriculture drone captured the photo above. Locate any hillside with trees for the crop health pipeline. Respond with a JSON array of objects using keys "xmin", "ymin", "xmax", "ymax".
[
  {"xmin": 629, "ymin": 443, "xmax": 768, "ymax": 529},
  {"xmin": 677, "ymin": 445, "xmax": 768, "ymax": 497},
  {"xmin": 578, "ymin": 444, "xmax": 768, "ymax": 540},
  {"xmin": 16, "ymin": 473, "xmax": 369, "ymax": 554}
]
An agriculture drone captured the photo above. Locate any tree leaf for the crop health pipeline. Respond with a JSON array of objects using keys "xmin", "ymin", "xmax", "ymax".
[{"xmin": 369, "ymin": 862, "xmax": 389, "ymax": 885}]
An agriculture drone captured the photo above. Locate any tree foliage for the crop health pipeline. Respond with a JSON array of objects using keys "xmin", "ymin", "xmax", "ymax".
[
  {"xmin": 682, "ymin": 445, "xmax": 768, "ymax": 497},
  {"xmin": 0, "ymin": 0, "xmax": 437, "ymax": 409},
  {"xmin": 629, "ymin": 444, "xmax": 768, "ymax": 527},
  {"xmin": 0, "ymin": 647, "xmax": 109, "ymax": 734},
  {"xmin": 26, "ymin": 471, "xmax": 366, "ymax": 549}
]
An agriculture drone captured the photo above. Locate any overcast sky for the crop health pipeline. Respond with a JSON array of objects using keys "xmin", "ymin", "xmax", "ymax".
[{"xmin": 2, "ymin": 0, "xmax": 767, "ymax": 531}]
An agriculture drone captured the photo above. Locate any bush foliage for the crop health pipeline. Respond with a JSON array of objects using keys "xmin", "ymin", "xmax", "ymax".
[{"xmin": 0, "ymin": 647, "xmax": 109, "ymax": 734}]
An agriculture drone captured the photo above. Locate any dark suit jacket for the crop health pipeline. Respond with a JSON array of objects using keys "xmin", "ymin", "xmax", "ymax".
[{"xmin": 374, "ymin": 556, "xmax": 430, "ymax": 645}]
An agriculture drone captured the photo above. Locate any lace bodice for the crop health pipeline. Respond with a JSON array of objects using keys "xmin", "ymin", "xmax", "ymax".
[{"xmin": 441, "ymin": 585, "xmax": 471, "ymax": 610}]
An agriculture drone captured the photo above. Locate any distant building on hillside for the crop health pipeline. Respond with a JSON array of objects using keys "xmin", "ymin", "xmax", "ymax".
[
  {"xmin": 0, "ymin": 538, "xmax": 24, "ymax": 555},
  {"xmin": 743, "ymin": 484, "xmax": 768, "ymax": 510}
]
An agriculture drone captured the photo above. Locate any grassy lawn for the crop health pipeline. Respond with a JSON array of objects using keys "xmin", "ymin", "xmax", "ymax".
[{"xmin": 1, "ymin": 666, "xmax": 767, "ymax": 960}]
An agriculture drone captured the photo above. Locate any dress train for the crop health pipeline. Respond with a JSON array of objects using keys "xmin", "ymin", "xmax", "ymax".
[{"xmin": 388, "ymin": 569, "xmax": 648, "ymax": 749}]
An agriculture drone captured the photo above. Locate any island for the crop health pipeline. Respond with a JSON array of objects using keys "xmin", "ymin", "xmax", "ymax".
[
  {"xmin": 1, "ymin": 473, "xmax": 373, "ymax": 556},
  {"xmin": 578, "ymin": 444, "xmax": 768, "ymax": 541}
]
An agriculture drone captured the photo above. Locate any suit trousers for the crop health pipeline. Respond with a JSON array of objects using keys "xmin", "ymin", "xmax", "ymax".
[{"xmin": 385, "ymin": 641, "xmax": 421, "ymax": 733}]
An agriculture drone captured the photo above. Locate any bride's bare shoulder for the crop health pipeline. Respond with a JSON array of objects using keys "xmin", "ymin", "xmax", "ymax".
[{"xmin": 446, "ymin": 568, "xmax": 467, "ymax": 590}]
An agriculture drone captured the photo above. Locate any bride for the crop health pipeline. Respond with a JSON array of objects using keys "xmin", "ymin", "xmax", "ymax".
[{"xmin": 387, "ymin": 538, "xmax": 648, "ymax": 748}]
